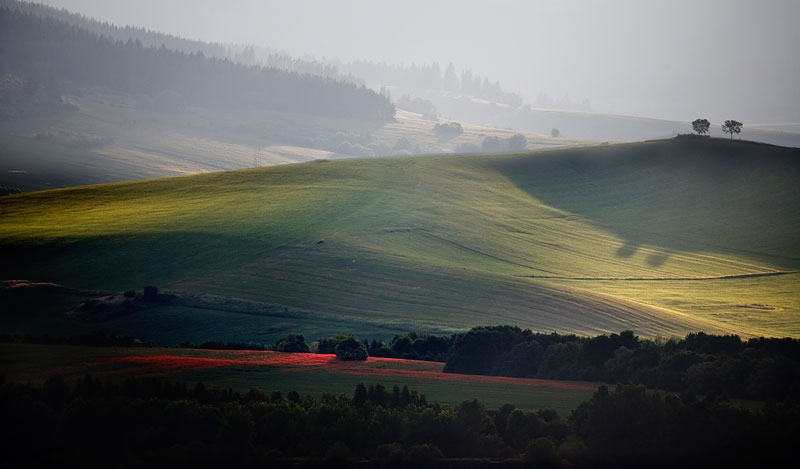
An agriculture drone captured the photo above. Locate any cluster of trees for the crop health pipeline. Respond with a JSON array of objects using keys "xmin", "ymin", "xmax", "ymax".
[
  {"xmin": 396, "ymin": 95, "xmax": 438, "ymax": 120},
  {"xmin": 334, "ymin": 337, "xmax": 368, "ymax": 361},
  {"xmin": 369, "ymin": 332, "xmax": 453, "ymax": 362},
  {"xmin": 315, "ymin": 333, "xmax": 452, "ymax": 362},
  {"xmin": 348, "ymin": 61, "xmax": 523, "ymax": 107},
  {"xmin": 273, "ymin": 333, "xmax": 310, "ymax": 353},
  {"xmin": 284, "ymin": 130, "xmax": 431, "ymax": 158},
  {"xmin": 691, "ymin": 118, "xmax": 743, "ymax": 139},
  {"xmin": 175, "ymin": 332, "xmax": 451, "ymax": 362},
  {"xmin": 2, "ymin": 376, "xmax": 794, "ymax": 466},
  {"xmin": 315, "ymin": 335, "xmax": 368, "ymax": 361},
  {"xmin": 0, "ymin": 8, "xmax": 395, "ymax": 121},
  {"xmin": 432, "ymin": 122, "xmax": 464, "ymax": 139},
  {"xmin": 455, "ymin": 134, "xmax": 527, "ymax": 153}
]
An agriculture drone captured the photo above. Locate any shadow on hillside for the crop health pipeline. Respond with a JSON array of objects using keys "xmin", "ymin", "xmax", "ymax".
[
  {"xmin": 491, "ymin": 138, "xmax": 800, "ymax": 270},
  {"xmin": 0, "ymin": 231, "xmax": 264, "ymax": 291}
]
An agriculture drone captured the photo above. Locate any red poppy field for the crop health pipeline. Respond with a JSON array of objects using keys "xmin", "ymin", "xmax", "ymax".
[{"xmin": 0, "ymin": 342, "xmax": 598, "ymax": 413}]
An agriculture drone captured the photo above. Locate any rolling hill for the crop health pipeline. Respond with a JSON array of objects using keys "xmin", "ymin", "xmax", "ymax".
[{"xmin": 1, "ymin": 137, "xmax": 798, "ymax": 342}]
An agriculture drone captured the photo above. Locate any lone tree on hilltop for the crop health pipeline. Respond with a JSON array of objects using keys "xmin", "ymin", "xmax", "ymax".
[
  {"xmin": 722, "ymin": 120, "xmax": 743, "ymax": 140},
  {"xmin": 691, "ymin": 118, "xmax": 710, "ymax": 136},
  {"xmin": 550, "ymin": 127, "xmax": 560, "ymax": 138}
]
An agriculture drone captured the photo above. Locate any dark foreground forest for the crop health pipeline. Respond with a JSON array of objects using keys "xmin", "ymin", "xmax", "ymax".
[{"xmin": 1, "ymin": 375, "xmax": 795, "ymax": 467}]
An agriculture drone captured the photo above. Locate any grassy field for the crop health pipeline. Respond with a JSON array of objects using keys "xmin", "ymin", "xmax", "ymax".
[
  {"xmin": 1, "ymin": 138, "xmax": 798, "ymax": 342},
  {"xmin": 0, "ymin": 343, "xmax": 596, "ymax": 414}
]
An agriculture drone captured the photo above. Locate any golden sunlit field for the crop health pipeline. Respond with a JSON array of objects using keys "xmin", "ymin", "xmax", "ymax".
[{"xmin": 2, "ymin": 137, "xmax": 797, "ymax": 342}]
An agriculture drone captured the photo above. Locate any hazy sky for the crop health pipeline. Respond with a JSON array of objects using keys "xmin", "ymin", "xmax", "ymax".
[{"xmin": 35, "ymin": 0, "xmax": 800, "ymax": 123}]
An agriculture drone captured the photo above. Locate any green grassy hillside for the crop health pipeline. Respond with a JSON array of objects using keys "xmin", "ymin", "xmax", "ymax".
[{"xmin": 1, "ymin": 138, "xmax": 798, "ymax": 340}]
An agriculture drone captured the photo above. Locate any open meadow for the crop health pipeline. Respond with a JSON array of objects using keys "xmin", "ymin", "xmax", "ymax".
[{"xmin": 1, "ymin": 137, "xmax": 797, "ymax": 343}]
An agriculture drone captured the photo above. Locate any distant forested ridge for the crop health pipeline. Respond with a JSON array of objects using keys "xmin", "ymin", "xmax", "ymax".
[
  {"xmin": 0, "ymin": 7, "xmax": 395, "ymax": 121},
  {"xmin": 348, "ymin": 60, "xmax": 525, "ymax": 107},
  {"xmin": 0, "ymin": 0, "xmax": 361, "ymax": 83}
]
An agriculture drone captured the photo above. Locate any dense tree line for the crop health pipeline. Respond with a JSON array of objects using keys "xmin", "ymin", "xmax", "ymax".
[
  {"xmin": 319, "ymin": 327, "xmax": 800, "ymax": 402},
  {"xmin": 316, "ymin": 332, "xmax": 452, "ymax": 362},
  {"xmin": 442, "ymin": 326, "xmax": 800, "ymax": 401},
  {"xmin": 1, "ymin": 376, "xmax": 794, "ymax": 467},
  {"xmin": 0, "ymin": 8, "xmax": 395, "ymax": 121},
  {"xmin": 368, "ymin": 332, "xmax": 453, "ymax": 362}
]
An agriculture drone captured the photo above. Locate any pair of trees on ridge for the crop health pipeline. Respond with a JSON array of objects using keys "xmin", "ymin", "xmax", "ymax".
[{"xmin": 692, "ymin": 118, "xmax": 743, "ymax": 139}]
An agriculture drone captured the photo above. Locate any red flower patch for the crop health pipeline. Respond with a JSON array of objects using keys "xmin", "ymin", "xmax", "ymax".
[{"xmin": 80, "ymin": 350, "xmax": 596, "ymax": 391}]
